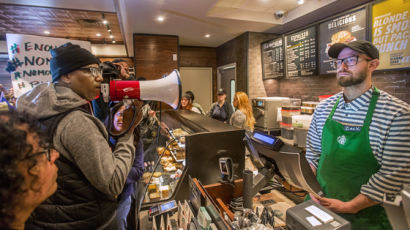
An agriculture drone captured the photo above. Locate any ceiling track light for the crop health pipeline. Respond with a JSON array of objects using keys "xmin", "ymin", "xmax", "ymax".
[
  {"xmin": 102, "ymin": 13, "xmax": 108, "ymax": 25},
  {"xmin": 157, "ymin": 16, "xmax": 165, "ymax": 22}
]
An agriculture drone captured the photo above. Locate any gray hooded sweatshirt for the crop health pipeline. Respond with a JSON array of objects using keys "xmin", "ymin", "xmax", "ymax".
[{"xmin": 17, "ymin": 82, "xmax": 135, "ymax": 229}]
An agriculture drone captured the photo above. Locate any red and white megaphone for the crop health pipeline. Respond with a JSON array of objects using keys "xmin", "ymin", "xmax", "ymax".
[{"xmin": 101, "ymin": 69, "xmax": 182, "ymax": 109}]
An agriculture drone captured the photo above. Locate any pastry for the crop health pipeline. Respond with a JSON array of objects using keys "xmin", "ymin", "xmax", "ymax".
[
  {"xmin": 148, "ymin": 184, "xmax": 158, "ymax": 193},
  {"xmin": 156, "ymin": 146, "xmax": 165, "ymax": 155},
  {"xmin": 175, "ymin": 163, "xmax": 184, "ymax": 169},
  {"xmin": 164, "ymin": 164, "xmax": 176, "ymax": 172},
  {"xmin": 149, "ymin": 192, "xmax": 160, "ymax": 201},
  {"xmin": 153, "ymin": 172, "xmax": 162, "ymax": 177},
  {"xmin": 159, "ymin": 185, "xmax": 170, "ymax": 197}
]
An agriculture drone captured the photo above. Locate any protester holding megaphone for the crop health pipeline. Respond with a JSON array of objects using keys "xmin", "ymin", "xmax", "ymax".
[{"xmin": 16, "ymin": 43, "xmax": 140, "ymax": 229}]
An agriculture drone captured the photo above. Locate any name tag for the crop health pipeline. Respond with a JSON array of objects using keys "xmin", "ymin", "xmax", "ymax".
[{"xmin": 344, "ymin": 126, "xmax": 362, "ymax": 132}]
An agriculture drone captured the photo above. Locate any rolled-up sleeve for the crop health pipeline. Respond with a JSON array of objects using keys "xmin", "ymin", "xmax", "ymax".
[{"xmin": 361, "ymin": 109, "xmax": 410, "ymax": 202}]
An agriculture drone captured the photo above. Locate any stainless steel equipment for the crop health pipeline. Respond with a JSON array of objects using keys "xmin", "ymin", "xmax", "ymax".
[{"xmin": 252, "ymin": 97, "xmax": 291, "ymax": 129}]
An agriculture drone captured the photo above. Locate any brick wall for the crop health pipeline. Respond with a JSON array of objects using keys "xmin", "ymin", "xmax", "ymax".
[
  {"xmin": 263, "ymin": 70, "xmax": 410, "ymax": 104},
  {"xmin": 248, "ymin": 32, "xmax": 278, "ymax": 99}
]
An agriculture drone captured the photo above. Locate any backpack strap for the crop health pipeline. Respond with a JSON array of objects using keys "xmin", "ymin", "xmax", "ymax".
[{"xmin": 38, "ymin": 104, "xmax": 90, "ymax": 145}]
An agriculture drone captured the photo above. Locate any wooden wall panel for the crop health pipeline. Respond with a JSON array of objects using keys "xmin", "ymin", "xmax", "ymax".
[
  {"xmin": 133, "ymin": 34, "xmax": 178, "ymax": 80},
  {"xmin": 179, "ymin": 46, "xmax": 217, "ymax": 101}
]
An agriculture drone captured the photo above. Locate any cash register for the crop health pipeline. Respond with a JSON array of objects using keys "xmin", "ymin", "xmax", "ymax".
[{"xmin": 244, "ymin": 131, "xmax": 351, "ymax": 230}]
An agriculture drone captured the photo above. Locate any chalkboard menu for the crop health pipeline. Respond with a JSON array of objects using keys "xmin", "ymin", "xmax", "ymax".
[
  {"xmin": 319, "ymin": 8, "xmax": 367, "ymax": 74},
  {"xmin": 285, "ymin": 26, "xmax": 317, "ymax": 77},
  {"xmin": 261, "ymin": 37, "xmax": 284, "ymax": 79}
]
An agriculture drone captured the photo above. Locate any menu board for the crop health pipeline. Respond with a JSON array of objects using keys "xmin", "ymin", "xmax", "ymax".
[
  {"xmin": 319, "ymin": 8, "xmax": 367, "ymax": 74},
  {"xmin": 285, "ymin": 26, "xmax": 317, "ymax": 77},
  {"xmin": 261, "ymin": 37, "xmax": 284, "ymax": 79},
  {"xmin": 372, "ymin": 0, "xmax": 410, "ymax": 70}
]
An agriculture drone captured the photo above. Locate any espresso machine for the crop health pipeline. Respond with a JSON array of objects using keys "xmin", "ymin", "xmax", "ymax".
[{"xmin": 252, "ymin": 97, "xmax": 291, "ymax": 131}]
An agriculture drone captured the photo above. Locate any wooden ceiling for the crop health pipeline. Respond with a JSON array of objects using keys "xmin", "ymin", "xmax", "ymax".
[{"xmin": 0, "ymin": 4, "xmax": 123, "ymax": 44}]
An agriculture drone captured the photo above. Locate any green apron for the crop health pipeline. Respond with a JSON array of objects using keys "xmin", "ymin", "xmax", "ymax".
[{"xmin": 316, "ymin": 87, "xmax": 392, "ymax": 230}]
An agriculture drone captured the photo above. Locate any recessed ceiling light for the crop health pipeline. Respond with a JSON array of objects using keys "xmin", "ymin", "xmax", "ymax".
[
  {"xmin": 102, "ymin": 20, "xmax": 108, "ymax": 24},
  {"xmin": 96, "ymin": 33, "xmax": 101, "ymax": 37},
  {"xmin": 297, "ymin": 0, "xmax": 304, "ymax": 5},
  {"xmin": 107, "ymin": 29, "xmax": 111, "ymax": 32},
  {"xmin": 157, "ymin": 16, "xmax": 165, "ymax": 22},
  {"xmin": 112, "ymin": 40, "xmax": 116, "ymax": 44},
  {"xmin": 109, "ymin": 35, "xmax": 114, "ymax": 39},
  {"xmin": 205, "ymin": 34, "xmax": 211, "ymax": 38},
  {"xmin": 44, "ymin": 30, "xmax": 50, "ymax": 34}
]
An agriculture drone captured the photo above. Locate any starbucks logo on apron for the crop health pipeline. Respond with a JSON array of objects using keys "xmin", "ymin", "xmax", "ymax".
[{"xmin": 337, "ymin": 135, "xmax": 346, "ymax": 145}]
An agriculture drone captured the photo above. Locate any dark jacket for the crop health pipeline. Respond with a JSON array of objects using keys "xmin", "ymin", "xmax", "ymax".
[
  {"xmin": 209, "ymin": 101, "xmax": 234, "ymax": 122},
  {"xmin": 17, "ymin": 83, "xmax": 136, "ymax": 230}
]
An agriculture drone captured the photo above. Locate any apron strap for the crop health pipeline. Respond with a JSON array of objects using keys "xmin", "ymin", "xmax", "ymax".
[
  {"xmin": 364, "ymin": 87, "xmax": 380, "ymax": 125},
  {"xmin": 328, "ymin": 96, "xmax": 341, "ymax": 119}
]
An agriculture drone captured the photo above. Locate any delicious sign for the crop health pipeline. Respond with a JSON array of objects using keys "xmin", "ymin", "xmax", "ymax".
[{"xmin": 318, "ymin": 8, "xmax": 367, "ymax": 74}]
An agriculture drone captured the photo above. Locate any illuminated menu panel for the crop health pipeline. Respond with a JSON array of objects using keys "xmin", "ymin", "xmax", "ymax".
[
  {"xmin": 319, "ymin": 8, "xmax": 367, "ymax": 74},
  {"xmin": 285, "ymin": 26, "xmax": 317, "ymax": 77},
  {"xmin": 261, "ymin": 37, "xmax": 284, "ymax": 79}
]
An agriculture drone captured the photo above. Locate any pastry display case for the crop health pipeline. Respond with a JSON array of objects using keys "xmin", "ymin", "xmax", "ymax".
[{"xmin": 141, "ymin": 110, "xmax": 245, "ymax": 207}]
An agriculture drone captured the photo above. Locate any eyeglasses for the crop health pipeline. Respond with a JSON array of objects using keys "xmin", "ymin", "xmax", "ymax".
[
  {"xmin": 333, "ymin": 55, "xmax": 371, "ymax": 67},
  {"xmin": 78, "ymin": 67, "xmax": 103, "ymax": 79},
  {"xmin": 23, "ymin": 147, "xmax": 52, "ymax": 162}
]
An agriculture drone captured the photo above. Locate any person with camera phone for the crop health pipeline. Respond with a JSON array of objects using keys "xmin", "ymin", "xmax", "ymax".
[{"xmin": 17, "ymin": 43, "xmax": 142, "ymax": 229}]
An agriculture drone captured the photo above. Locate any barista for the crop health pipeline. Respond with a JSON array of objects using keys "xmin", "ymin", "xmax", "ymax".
[{"xmin": 306, "ymin": 40, "xmax": 410, "ymax": 229}]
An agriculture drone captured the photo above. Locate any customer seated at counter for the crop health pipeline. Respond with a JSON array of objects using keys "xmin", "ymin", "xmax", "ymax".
[
  {"xmin": 230, "ymin": 91, "xmax": 255, "ymax": 132},
  {"xmin": 306, "ymin": 40, "xmax": 410, "ymax": 230},
  {"xmin": 0, "ymin": 111, "xmax": 59, "ymax": 230}
]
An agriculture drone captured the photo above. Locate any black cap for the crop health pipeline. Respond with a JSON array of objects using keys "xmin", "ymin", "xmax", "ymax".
[
  {"xmin": 50, "ymin": 43, "xmax": 100, "ymax": 82},
  {"xmin": 217, "ymin": 88, "xmax": 226, "ymax": 95},
  {"xmin": 328, "ymin": 40, "xmax": 379, "ymax": 60}
]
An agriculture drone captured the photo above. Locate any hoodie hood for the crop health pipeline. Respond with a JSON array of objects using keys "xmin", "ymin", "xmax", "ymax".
[{"xmin": 17, "ymin": 82, "xmax": 88, "ymax": 119}]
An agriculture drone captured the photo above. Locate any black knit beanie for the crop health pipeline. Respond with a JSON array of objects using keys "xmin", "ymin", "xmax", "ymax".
[{"xmin": 50, "ymin": 43, "xmax": 100, "ymax": 82}]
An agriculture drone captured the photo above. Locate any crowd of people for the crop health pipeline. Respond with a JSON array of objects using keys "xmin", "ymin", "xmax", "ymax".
[{"xmin": 0, "ymin": 40, "xmax": 408, "ymax": 230}]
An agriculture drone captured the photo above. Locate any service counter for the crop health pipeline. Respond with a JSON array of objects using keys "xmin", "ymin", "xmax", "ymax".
[{"xmin": 141, "ymin": 110, "xmax": 245, "ymax": 208}]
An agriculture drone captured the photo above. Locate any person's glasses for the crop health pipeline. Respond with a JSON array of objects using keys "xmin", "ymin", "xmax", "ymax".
[
  {"xmin": 333, "ymin": 55, "xmax": 370, "ymax": 67},
  {"xmin": 78, "ymin": 67, "xmax": 103, "ymax": 78},
  {"xmin": 23, "ymin": 147, "xmax": 52, "ymax": 162}
]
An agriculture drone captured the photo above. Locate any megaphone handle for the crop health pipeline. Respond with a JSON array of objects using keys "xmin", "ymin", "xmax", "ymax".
[{"xmin": 109, "ymin": 101, "xmax": 140, "ymax": 137}]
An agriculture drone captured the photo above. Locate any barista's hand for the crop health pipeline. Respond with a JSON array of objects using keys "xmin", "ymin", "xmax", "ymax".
[
  {"xmin": 317, "ymin": 197, "xmax": 355, "ymax": 214},
  {"xmin": 309, "ymin": 193, "xmax": 320, "ymax": 204}
]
